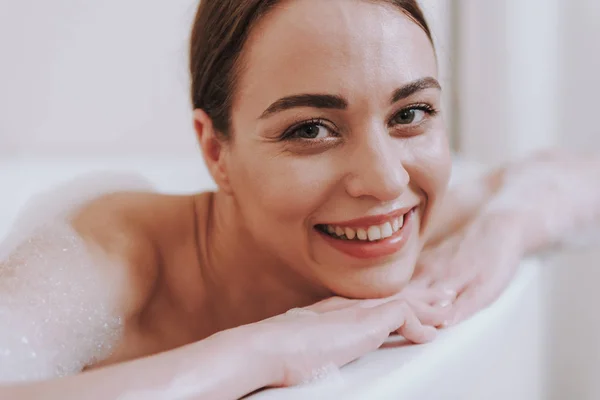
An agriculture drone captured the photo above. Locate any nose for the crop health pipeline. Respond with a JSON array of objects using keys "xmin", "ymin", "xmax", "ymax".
[{"xmin": 344, "ymin": 133, "xmax": 409, "ymax": 202}]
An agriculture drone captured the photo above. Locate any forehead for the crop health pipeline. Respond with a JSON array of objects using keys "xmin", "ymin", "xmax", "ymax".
[{"xmin": 235, "ymin": 0, "xmax": 438, "ymax": 113}]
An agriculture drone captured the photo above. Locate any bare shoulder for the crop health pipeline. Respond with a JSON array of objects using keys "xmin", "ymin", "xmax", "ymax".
[{"xmin": 71, "ymin": 191, "xmax": 199, "ymax": 317}]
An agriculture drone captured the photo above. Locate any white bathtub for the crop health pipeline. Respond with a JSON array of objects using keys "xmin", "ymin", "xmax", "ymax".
[{"xmin": 0, "ymin": 158, "xmax": 544, "ymax": 400}]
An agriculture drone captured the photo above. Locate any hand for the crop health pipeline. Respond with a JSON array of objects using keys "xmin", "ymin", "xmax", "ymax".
[
  {"xmin": 497, "ymin": 150, "xmax": 600, "ymax": 250},
  {"xmin": 245, "ymin": 296, "xmax": 444, "ymax": 387},
  {"xmin": 408, "ymin": 213, "xmax": 525, "ymax": 327}
]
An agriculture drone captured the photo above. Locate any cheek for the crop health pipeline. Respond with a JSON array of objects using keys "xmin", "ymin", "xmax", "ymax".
[
  {"xmin": 228, "ymin": 148, "xmax": 340, "ymax": 228},
  {"xmin": 405, "ymin": 129, "xmax": 452, "ymax": 209}
]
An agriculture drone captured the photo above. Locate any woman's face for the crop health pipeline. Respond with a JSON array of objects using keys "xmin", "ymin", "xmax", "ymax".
[{"xmin": 222, "ymin": 0, "xmax": 451, "ymax": 298}]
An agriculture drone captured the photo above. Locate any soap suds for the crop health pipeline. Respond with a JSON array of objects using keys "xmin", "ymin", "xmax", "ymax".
[
  {"xmin": 483, "ymin": 160, "xmax": 600, "ymax": 249},
  {"xmin": 0, "ymin": 221, "xmax": 124, "ymax": 383},
  {"xmin": 0, "ymin": 173, "xmax": 153, "ymax": 384}
]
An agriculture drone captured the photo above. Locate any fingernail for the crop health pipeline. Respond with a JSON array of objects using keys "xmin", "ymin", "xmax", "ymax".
[
  {"xmin": 440, "ymin": 319, "xmax": 453, "ymax": 329},
  {"xmin": 443, "ymin": 289, "xmax": 458, "ymax": 299},
  {"xmin": 437, "ymin": 300, "xmax": 452, "ymax": 308},
  {"xmin": 422, "ymin": 326, "xmax": 438, "ymax": 342}
]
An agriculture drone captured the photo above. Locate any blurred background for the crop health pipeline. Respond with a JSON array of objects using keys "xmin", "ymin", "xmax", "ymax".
[
  {"xmin": 2, "ymin": 0, "xmax": 597, "ymax": 161},
  {"xmin": 0, "ymin": 1, "xmax": 599, "ymax": 399}
]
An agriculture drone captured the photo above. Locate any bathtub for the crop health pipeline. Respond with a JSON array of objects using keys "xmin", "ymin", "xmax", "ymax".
[{"xmin": 0, "ymin": 157, "xmax": 544, "ymax": 399}]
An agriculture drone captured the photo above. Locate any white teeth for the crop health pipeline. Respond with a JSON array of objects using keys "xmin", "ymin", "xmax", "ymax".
[
  {"xmin": 323, "ymin": 212, "xmax": 408, "ymax": 241},
  {"xmin": 367, "ymin": 226, "xmax": 382, "ymax": 241},
  {"xmin": 345, "ymin": 227, "xmax": 356, "ymax": 240},
  {"xmin": 357, "ymin": 228, "xmax": 368, "ymax": 241},
  {"xmin": 381, "ymin": 222, "xmax": 393, "ymax": 239}
]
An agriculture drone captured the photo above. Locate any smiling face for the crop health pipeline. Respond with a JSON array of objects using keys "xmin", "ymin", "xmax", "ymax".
[{"xmin": 208, "ymin": 0, "xmax": 451, "ymax": 298}]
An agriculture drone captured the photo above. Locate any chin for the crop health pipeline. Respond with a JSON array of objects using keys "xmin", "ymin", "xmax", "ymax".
[{"xmin": 324, "ymin": 260, "xmax": 417, "ymax": 299}]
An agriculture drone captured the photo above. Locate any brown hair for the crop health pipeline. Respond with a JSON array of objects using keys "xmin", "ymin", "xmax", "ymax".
[{"xmin": 190, "ymin": 0, "xmax": 433, "ymax": 137}]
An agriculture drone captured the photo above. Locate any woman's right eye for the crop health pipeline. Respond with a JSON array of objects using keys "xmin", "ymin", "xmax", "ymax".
[{"xmin": 283, "ymin": 121, "xmax": 336, "ymax": 140}]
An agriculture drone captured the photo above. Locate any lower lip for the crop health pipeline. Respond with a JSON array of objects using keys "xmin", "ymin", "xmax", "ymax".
[{"xmin": 316, "ymin": 209, "xmax": 415, "ymax": 260}]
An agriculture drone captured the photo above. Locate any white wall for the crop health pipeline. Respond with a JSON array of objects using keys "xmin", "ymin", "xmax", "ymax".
[
  {"xmin": 418, "ymin": 1, "xmax": 456, "ymax": 147},
  {"xmin": 456, "ymin": 0, "xmax": 560, "ymax": 165},
  {"xmin": 0, "ymin": 0, "xmax": 454, "ymax": 160},
  {"xmin": 457, "ymin": 1, "xmax": 600, "ymax": 399},
  {"xmin": 558, "ymin": 0, "xmax": 600, "ymax": 151},
  {"xmin": 548, "ymin": 2, "xmax": 600, "ymax": 399},
  {"xmin": 0, "ymin": 0, "xmax": 200, "ymax": 159}
]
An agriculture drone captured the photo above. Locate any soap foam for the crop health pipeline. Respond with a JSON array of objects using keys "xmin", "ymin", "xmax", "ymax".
[
  {"xmin": 0, "ymin": 173, "xmax": 153, "ymax": 384},
  {"xmin": 483, "ymin": 159, "xmax": 600, "ymax": 250},
  {"xmin": 0, "ymin": 221, "xmax": 124, "ymax": 383},
  {"xmin": 1, "ymin": 171, "xmax": 154, "ymax": 257},
  {"xmin": 301, "ymin": 363, "xmax": 343, "ymax": 386}
]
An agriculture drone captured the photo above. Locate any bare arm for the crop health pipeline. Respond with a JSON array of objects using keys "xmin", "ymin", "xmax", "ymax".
[
  {"xmin": 0, "ymin": 189, "xmax": 277, "ymax": 399},
  {"xmin": 3, "ymin": 329, "xmax": 274, "ymax": 400},
  {"xmin": 1, "ymin": 297, "xmax": 442, "ymax": 400},
  {"xmin": 427, "ymin": 149, "xmax": 600, "ymax": 253},
  {"xmin": 479, "ymin": 149, "xmax": 600, "ymax": 254},
  {"xmin": 1, "ymin": 184, "xmax": 446, "ymax": 399},
  {"xmin": 0, "ymin": 193, "xmax": 157, "ymax": 383},
  {"xmin": 411, "ymin": 149, "xmax": 600, "ymax": 325}
]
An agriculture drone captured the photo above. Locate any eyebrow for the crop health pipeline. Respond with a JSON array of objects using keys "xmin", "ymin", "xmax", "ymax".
[
  {"xmin": 260, "ymin": 94, "xmax": 348, "ymax": 119},
  {"xmin": 259, "ymin": 76, "xmax": 441, "ymax": 119},
  {"xmin": 390, "ymin": 77, "xmax": 441, "ymax": 103}
]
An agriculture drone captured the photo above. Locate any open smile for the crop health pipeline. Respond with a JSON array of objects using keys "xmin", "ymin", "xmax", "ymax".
[{"xmin": 314, "ymin": 207, "xmax": 417, "ymax": 259}]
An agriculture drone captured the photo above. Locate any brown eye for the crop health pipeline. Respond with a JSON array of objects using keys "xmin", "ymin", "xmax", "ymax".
[
  {"xmin": 391, "ymin": 108, "xmax": 426, "ymax": 125},
  {"xmin": 284, "ymin": 121, "xmax": 335, "ymax": 140},
  {"xmin": 296, "ymin": 124, "xmax": 324, "ymax": 138}
]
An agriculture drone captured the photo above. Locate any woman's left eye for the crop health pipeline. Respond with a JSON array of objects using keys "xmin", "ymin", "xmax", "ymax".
[{"xmin": 390, "ymin": 106, "xmax": 434, "ymax": 126}]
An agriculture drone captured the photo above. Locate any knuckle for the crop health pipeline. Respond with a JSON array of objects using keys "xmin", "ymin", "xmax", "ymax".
[{"xmin": 363, "ymin": 325, "xmax": 388, "ymax": 346}]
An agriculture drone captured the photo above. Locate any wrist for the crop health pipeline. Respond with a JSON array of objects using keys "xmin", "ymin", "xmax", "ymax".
[{"xmin": 217, "ymin": 324, "xmax": 284, "ymax": 389}]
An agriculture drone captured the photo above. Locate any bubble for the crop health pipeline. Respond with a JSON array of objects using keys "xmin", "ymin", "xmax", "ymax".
[
  {"xmin": 300, "ymin": 363, "xmax": 344, "ymax": 386},
  {"xmin": 0, "ymin": 221, "xmax": 125, "ymax": 383},
  {"xmin": 483, "ymin": 160, "xmax": 600, "ymax": 250}
]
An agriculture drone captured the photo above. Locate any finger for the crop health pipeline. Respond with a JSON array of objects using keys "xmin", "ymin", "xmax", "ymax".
[
  {"xmin": 395, "ymin": 302, "xmax": 437, "ymax": 344},
  {"xmin": 410, "ymin": 287, "xmax": 458, "ymax": 306},
  {"xmin": 325, "ymin": 300, "xmax": 437, "ymax": 370},
  {"xmin": 321, "ymin": 300, "xmax": 414, "ymax": 368},
  {"xmin": 392, "ymin": 285, "xmax": 457, "ymax": 309},
  {"xmin": 407, "ymin": 300, "xmax": 453, "ymax": 328},
  {"xmin": 354, "ymin": 300, "xmax": 436, "ymax": 345},
  {"xmin": 408, "ymin": 274, "xmax": 434, "ymax": 289},
  {"xmin": 443, "ymin": 285, "xmax": 491, "ymax": 327},
  {"xmin": 430, "ymin": 278, "xmax": 468, "ymax": 300}
]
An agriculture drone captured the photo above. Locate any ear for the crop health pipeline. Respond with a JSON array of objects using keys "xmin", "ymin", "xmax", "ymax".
[{"xmin": 193, "ymin": 109, "xmax": 233, "ymax": 194}]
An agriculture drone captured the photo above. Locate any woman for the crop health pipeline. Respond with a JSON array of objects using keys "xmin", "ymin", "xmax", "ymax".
[{"xmin": 1, "ymin": 0, "xmax": 599, "ymax": 398}]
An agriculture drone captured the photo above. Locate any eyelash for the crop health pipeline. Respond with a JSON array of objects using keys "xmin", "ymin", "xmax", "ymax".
[
  {"xmin": 388, "ymin": 103, "xmax": 438, "ymax": 127},
  {"xmin": 279, "ymin": 103, "xmax": 439, "ymax": 141},
  {"xmin": 280, "ymin": 118, "xmax": 339, "ymax": 141}
]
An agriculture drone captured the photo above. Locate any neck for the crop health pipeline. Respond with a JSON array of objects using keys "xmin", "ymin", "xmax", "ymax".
[{"xmin": 195, "ymin": 191, "xmax": 330, "ymax": 334}]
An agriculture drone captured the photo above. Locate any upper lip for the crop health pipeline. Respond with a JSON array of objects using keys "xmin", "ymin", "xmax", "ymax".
[{"xmin": 317, "ymin": 206, "xmax": 416, "ymax": 228}]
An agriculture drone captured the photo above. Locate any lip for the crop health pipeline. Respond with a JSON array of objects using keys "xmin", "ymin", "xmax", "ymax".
[
  {"xmin": 316, "ymin": 208, "xmax": 416, "ymax": 260},
  {"xmin": 317, "ymin": 206, "xmax": 415, "ymax": 229}
]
